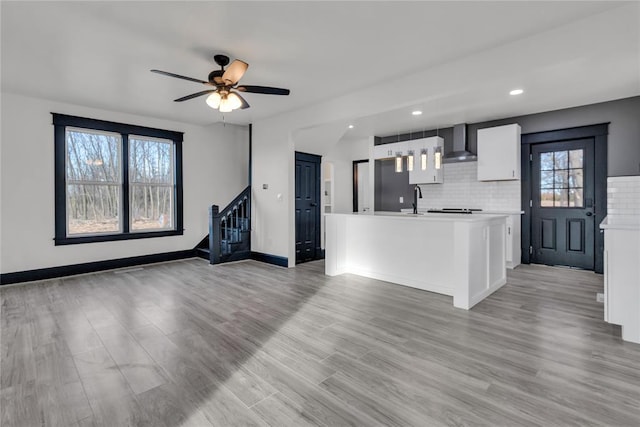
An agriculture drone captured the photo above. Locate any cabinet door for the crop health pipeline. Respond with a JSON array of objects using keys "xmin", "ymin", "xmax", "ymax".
[
  {"xmin": 374, "ymin": 141, "xmax": 408, "ymax": 159},
  {"xmin": 373, "ymin": 144, "xmax": 394, "ymax": 159},
  {"xmin": 477, "ymin": 124, "xmax": 521, "ymax": 181}
]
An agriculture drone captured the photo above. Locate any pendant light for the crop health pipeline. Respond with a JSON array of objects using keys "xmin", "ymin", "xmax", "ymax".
[
  {"xmin": 394, "ymin": 130, "xmax": 403, "ymax": 173},
  {"xmin": 420, "ymin": 149, "xmax": 428, "ymax": 170},
  {"xmin": 395, "ymin": 152, "xmax": 403, "ymax": 173},
  {"xmin": 434, "ymin": 125, "xmax": 443, "ymax": 170},
  {"xmin": 405, "ymin": 130, "xmax": 413, "ymax": 172},
  {"xmin": 434, "ymin": 146, "xmax": 442, "ymax": 170}
]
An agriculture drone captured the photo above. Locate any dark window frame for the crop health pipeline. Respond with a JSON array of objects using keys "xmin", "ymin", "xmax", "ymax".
[{"xmin": 53, "ymin": 113, "xmax": 184, "ymax": 245}]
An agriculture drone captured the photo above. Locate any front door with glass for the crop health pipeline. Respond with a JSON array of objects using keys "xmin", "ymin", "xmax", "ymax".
[{"xmin": 531, "ymin": 138, "xmax": 596, "ymax": 269}]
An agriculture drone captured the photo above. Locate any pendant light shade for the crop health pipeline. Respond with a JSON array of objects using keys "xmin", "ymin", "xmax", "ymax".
[
  {"xmin": 206, "ymin": 92, "xmax": 222, "ymax": 109},
  {"xmin": 227, "ymin": 92, "xmax": 243, "ymax": 110},
  {"xmin": 434, "ymin": 146, "xmax": 442, "ymax": 170},
  {"xmin": 407, "ymin": 150, "xmax": 414, "ymax": 172},
  {"xmin": 395, "ymin": 152, "xmax": 403, "ymax": 173},
  {"xmin": 420, "ymin": 149, "xmax": 428, "ymax": 170},
  {"xmin": 219, "ymin": 96, "xmax": 233, "ymax": 113}
]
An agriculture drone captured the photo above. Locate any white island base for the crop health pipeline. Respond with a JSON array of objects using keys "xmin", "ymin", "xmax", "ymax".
[{"xmin": 325, "ymin": 212, "xmax": 507, "ymax": 310}]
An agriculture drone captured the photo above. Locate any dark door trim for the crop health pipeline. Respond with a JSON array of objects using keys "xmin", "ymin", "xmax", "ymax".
[
  {"xmin": 521, "ymin": 123, "xmax": 608, "ymax": 273},
  {"xmin": 352, "ymin": 159, "xmax": 369, "ymax": 212},
  {"xmin": 295, "ymin": 151, "xmax": 322, "ymax": 264}
]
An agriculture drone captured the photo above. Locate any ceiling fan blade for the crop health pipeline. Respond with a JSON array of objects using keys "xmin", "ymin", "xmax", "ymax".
[
  {"xmin": 222, "ymin": 59, "xmax": 248, "ymax": 85},
  {"xmin": 151, "ymin": 69, "xmax": 209, "ymax": 85},
  {"xmin": 174, "ymin": 90, "xmax": 216, "ymax": 102},
  {"xmin": 236, "ymin": 85, "xmax": 290, "ymax": 95}
]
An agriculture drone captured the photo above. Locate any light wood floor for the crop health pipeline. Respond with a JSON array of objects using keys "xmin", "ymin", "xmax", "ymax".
[{"xmin": 2, "ymin": 259, "xmax": 640, "ymax": 426}]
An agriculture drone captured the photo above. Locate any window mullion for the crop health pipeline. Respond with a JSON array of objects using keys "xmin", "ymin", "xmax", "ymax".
[{"xmin": 122, "ymin": 133, "xmax": 130, "ymax": 233}]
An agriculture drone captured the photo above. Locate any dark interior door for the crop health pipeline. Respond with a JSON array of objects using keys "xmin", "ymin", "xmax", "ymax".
[
  {"xmin": 531, "ymin": 138, "xmax": 595, "ymax": 269},
  {"xmin": 295, "ymin": 152, "xmax": 321, "ymax": 264}
]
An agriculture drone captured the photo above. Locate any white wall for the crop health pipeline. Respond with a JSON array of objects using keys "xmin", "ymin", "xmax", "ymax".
[
  {"xmin": 250, "ymin": 123, "xmax": 293, "ymax": 261},
  {"xmin": 0, "ymin": 93, "xmax": 249, "ymax": 274}
]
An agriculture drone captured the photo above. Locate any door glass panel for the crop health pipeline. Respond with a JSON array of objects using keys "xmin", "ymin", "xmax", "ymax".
[
  {"xmin": 554, "ymin": 189, "xmax": 569, "ymax": 207},
  {"xmin": 539, "ymin": 149, "xmax": 583, "ymax": 208},
  {"xmin": 569, "ymin": 169, "xmax": 583, "ymax": 188},
  {"xmin": 569, "ymin": 149, "xmax": 583, "ymax": 168},
  {"xmin": 554, "ymin": 151, "xmax": 568, "ymax": 169},
  {"xmin": 541, "ymin": 171, "xmax": 554, "ymax": 187},
  {"xmin": 541, "ymin": 189, "xmax": 554, "ymax": 207},
  {"xmin": 554, "ymin": 170, "xmax": 569, "ymax": 188},
  {"xmin": 569, "ymin": 188, "xmax": 584, "ymax": 207},
  {"xmin": 540, "ymin": 152, "xmax": 554, "ymax": 170}
]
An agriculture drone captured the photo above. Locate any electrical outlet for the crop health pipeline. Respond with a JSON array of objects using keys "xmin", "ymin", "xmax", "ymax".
[
  {"xmin": 596, "ymin": 293, "xmax": 604, "ymax": 303},
  {"xmin": 399, "ymin": 196, "xmax": 404, "ymax": 203}
]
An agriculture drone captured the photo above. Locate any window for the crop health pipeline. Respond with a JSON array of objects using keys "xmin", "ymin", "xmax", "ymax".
[
  {"xmin": 539, "ymin": 149, "xmax": 584, "ymax": 207},
  {"xmin": 53, "ymin": 114, "xmax": 183, "ymax": 245}
]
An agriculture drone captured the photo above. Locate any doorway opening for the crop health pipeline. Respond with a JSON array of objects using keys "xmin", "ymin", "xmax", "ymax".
[
  {"xmin": 295, "ymin": 152, "xmax": 322, "ymax": 264},
  {"xmin": 521, "ymin": 124, "xmax": 608, "ymax": 273},
  {"xmin": 352, "ymin": 160, "xmax": 370, "ymax": 213}
]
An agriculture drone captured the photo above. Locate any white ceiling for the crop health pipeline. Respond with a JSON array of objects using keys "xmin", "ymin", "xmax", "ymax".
[{"xmin": 2, "ymin": 1, "xmax": 639, "ymax": 139}]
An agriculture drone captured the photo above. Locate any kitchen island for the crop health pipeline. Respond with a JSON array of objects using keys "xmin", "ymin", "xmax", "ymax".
[{"xmin": 325, "ymin": 212, "xmax": 507, "ymax": 309}]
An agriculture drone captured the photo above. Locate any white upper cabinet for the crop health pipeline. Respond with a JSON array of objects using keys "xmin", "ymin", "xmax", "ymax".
[
  {"xmin": 477, "ymin": 124, "xmax": 521, "ymax": 181},
  {"xmin": 408, "ymin": 137, "xmax": 444, "ymax": 184},
  {"xmin": 373, "ymin": 141, "xmax": 408, "ymax": 159}
]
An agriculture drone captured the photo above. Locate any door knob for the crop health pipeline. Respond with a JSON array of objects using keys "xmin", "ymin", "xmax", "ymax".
[
  {"xmin": 585, "ymin": 212, "xmax": 593, "ymax": 216},
  {"xmin": 310, "ymin": 203, "xmax": 318, "ymax": 207}
]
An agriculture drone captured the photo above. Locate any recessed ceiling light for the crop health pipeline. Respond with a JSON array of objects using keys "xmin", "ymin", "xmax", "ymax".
[
  {"xmin": 348, "ymin": 124, "xmax": 354, "ymax": 129},
  {"xmin": 510, "ymin": 89, "xmax": 524, "ymax": 96},
  {"xmin": 412, "ymin": 110, "xmax": 422, "ymax": 116}
]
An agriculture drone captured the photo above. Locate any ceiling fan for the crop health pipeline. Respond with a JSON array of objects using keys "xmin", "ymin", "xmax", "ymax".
[{"xmin": 151, "ymin": 54, "xmax": 290, "ymax": 113}]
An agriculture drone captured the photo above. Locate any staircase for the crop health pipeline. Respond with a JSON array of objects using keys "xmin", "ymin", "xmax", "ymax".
[{"xmin": 195, "ymin": 186, "xmax": 251, "ymax": 264}]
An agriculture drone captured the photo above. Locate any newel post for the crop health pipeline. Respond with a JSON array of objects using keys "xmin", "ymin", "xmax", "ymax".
[{"xmin": 209, "ymin": 205, "xmax": 221, "ymax": 264}]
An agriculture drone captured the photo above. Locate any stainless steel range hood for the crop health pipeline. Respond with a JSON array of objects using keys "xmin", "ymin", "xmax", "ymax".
[{"xmin": 443, "ymin": 123, "xmax": 477, "ymax": 163}]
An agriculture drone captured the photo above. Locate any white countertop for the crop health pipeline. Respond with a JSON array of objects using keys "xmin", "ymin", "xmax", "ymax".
[
  {"xmin": 473, "ymin": 210, "xmax": 525, "ymax": 215},
  {"xmin": 399, "ymin": 208, "xmax": 524, "ymax": 215},
  {"xmin": 328, "ymin": 211, "xmax": 507, "ymax": 223},
  {"xmin": 600, "ymin": 216, "xmax": 640, "ymax": 230}
]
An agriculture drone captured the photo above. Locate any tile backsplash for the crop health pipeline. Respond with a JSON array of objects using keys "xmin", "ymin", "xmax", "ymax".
[
  {"xmin": 607, "ymin": 176, "xmax": 640, "ymax": 220},
  {"xmin": 416, "ymin": 162, "xmax": 521, "ymax": 211}
]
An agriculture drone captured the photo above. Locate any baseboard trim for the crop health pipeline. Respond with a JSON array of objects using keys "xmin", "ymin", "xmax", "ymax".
[
  {"xmin": 0, "ymin": 250, "xmax": 195, "ymax": 285},
  {"xmin": 251, "ymin": 251, "xmax": 289, "ymax": 268}
]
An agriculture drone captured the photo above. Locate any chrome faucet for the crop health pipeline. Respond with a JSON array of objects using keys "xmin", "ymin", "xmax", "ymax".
[{"xmin": 412, "ymin": 185, "xmax": 423, "ymax": 214}]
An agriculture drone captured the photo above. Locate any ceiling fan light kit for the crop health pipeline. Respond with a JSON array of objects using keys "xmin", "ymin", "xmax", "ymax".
[
  {"xmin": 206, "ymin": 92, "xmax": 221, "ymax": 109},
  {"xmin": 151, "ymin": 54, "xmax": 290, "ymax": 113}
]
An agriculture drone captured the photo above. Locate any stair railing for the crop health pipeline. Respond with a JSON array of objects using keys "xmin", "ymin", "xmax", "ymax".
[{"xmin": 209, "ymin": 186, "xmax": 251, "ymax": 264}]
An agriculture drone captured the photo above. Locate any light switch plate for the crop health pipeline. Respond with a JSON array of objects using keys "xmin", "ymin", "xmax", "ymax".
[{"xmin": 399, "ymin": 196, "xmax": 404, "ymax": 203}]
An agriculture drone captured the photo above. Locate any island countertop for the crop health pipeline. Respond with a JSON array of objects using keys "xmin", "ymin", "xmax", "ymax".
[{"xmin": 327, "ymin": 211, "xmax": 508, "ymax": 222}]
